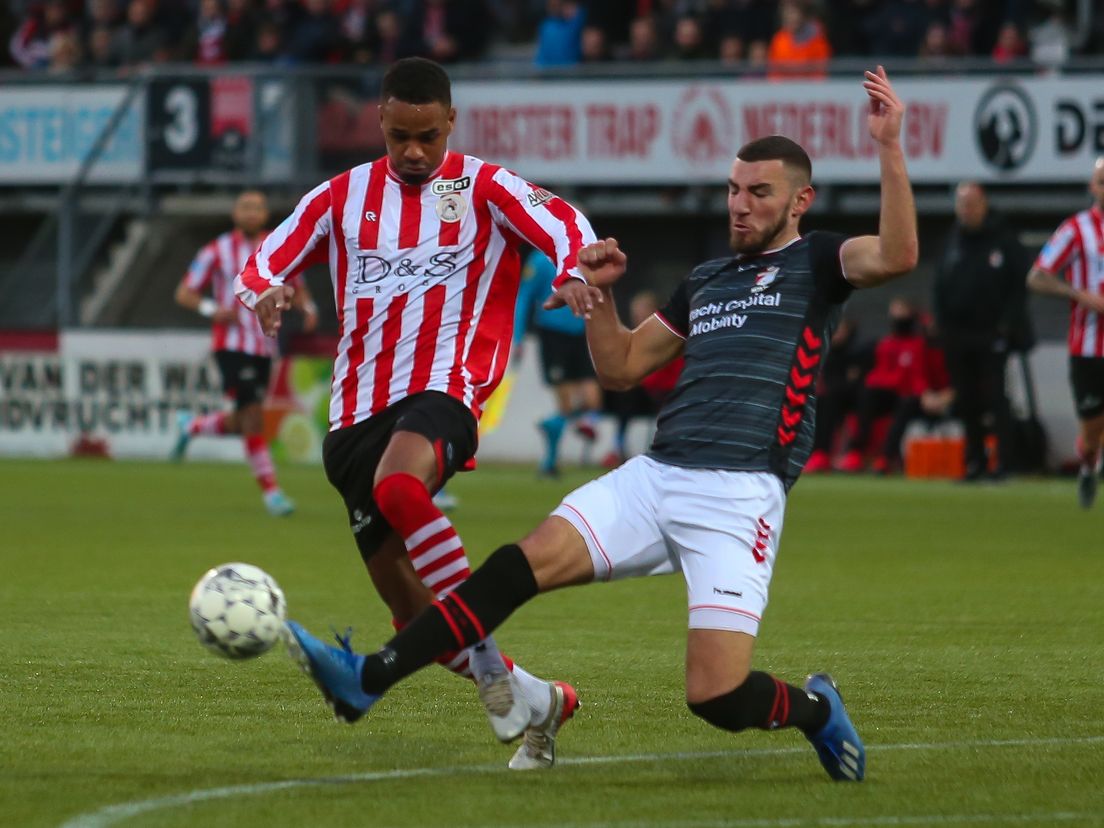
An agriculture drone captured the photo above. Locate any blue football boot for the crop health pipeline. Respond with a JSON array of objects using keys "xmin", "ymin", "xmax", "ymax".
[
  {"xmin": 804, "ymin": 673, "xmax": 865, "ymax": 781},
  {"xmin": 263, "ymin": 489, "xmax": 295, "ymax": 517},
  {"xmin": 170, "ymin": 410, "xmax": 194, "ymax": 462},
  {"xmin": 284, "ymin": 621, "xmax": 379, "ymax": 723}
]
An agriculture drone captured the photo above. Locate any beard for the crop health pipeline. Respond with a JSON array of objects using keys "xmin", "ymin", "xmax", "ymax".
[{"xmin": 729, "ymin": 210, "xmax": 789, "ymax": 255}]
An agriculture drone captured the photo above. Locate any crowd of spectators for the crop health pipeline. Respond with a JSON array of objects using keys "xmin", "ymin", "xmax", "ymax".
[
  {"xmin": 3, "ymin": 0, "xmax": 491, "ymax": 72},
  {"xmin": 2, "ymin": 0, "xmax": 1096, "ymax": 75},
  {"xmin": 535, "ymin": 0, "xmax": 1094, "ymax": 71}
]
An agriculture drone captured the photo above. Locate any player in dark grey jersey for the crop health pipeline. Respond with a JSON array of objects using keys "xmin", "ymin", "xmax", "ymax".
[{"xmin": 283, "ymin": 67, "xmax": 918, "ymax": 781}]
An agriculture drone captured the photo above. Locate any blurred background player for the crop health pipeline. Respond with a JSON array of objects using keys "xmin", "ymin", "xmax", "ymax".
[
  {"xmin": 514, "ymin": 247, "xmax": 602, "ymax": 477},
  {"xmin": 235, "ymin": 58, "xmax": 597, "ymax": 767},
  {"xmin": 1027, "ymin": 157, "xmax": 1104, "ymax": 507},
  {"xmin": 934, "ymin": 181, "xmax": 1032, "ymax": 481},
  {"xmin": 601, "ymin": 290, "xmax": 683, "ymax": 468},
  {"xmin": 171, "ymin": 189, "xmax": 317, "ymax": 517}
]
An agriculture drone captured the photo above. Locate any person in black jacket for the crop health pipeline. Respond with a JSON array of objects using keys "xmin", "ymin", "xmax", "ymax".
[{"xmin": 933, "ymin": 181, "xmax": 1032, "ymax": 480}]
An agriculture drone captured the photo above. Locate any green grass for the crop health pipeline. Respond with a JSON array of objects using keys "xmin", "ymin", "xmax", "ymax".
[{"xmin": 1, "ymin": 459, "xmax": 1102, "ymax": 828}]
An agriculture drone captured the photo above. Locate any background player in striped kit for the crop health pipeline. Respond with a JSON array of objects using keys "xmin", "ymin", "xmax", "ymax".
[
  {"xmin": 172, "ymin": 189, "xmax": 318, "ymax": 517},
  {"xmin": 235, "ymin": 58, "xmax": 599, "ymax": 768},
  {"xmin": 282, "ymin": 66, "xmax": 919, "ymax": 782},
  {"xmin": 1027, "ymin": 157, "xmax": 1104, "ymax": 508}
]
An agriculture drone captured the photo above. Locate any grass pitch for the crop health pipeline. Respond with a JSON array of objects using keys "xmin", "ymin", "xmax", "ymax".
[{"xmin": 1, "ymin": 458, "xmax": 1102, "ymax": 828}]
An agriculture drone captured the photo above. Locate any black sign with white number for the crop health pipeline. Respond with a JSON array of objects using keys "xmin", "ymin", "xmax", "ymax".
[{"xmin": 147, "ymin": 79, "xmax": 211, "ymax": 171}]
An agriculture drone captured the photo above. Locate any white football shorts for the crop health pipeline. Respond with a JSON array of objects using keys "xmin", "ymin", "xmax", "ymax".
[{"xmin": 552, "ymin": 455, "xmax": 786, "ymax": 636}]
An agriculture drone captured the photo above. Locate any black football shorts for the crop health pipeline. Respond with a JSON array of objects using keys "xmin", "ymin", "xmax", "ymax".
[
  {"xmin": 1069, "ymin": 356, "xmax": 1104, "ymax": 419},
  {"xmin": 322, "ymin": 391, "xmax": 478, "ymax": 558},
  {"xmin": 537, "ymin": 327, "xmax": 595, "ymax": 385},
  {"xmin": 214, "ymin": 350, "xmax": 272, "ymax": 409}
]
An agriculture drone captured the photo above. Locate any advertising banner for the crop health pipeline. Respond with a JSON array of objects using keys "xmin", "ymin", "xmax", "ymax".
[
  {"xmin": 0, "ymin": 86, "xmax": 143, "ymax": 184},
  {"xmin": 0, "ymin": 331, "xmax": 330, "ymax": 462},
  {"xmin": 449, "ymin": 76, "xmax": 1104, "ymax": 185},
  {"xmin": 0, "ymin": 331, "xmax": 228, "ymax": 459}
]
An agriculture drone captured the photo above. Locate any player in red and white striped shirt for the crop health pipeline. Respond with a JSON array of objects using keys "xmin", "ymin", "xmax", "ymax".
[
  {"xmin": 235, "ymin": 58, "xmax": 598, "ymax": 767},
  {"xmin": 173, "ymin": 190, "xmax": 318, "ymax": 516},
  {"xmin": 1027, "ymin": 157, "xmax": 1104, "ymax": 507}
]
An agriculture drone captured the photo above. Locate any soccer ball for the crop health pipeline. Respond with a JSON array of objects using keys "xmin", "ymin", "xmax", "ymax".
[{"xmin": 189, "ymin": 563, "xmax": 287, "ymax": 659}]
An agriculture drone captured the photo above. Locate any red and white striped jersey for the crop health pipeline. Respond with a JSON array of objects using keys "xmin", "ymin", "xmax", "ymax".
[
  {"xmin": 183, "ymin": 229, "xmax": 274, "ymax": 358},
  {"xmin": 1035, "ymin": 205, "xmax": 1104, "ymax": 357},
  {"xmin": 236, "ymin": 151, "xmax": 597, "ymax": 430}
]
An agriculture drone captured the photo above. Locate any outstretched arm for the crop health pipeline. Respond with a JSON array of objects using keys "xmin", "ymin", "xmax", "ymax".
[
  {"xmin": 1027, "ymin": 265, "xmax": 1104, "ymax": 314},
  {"xmin": 483, "ymin": 168, "xmax": 599, "ymax": 318},
  {"xmin": 839, "ymin": 66, "xmax": 919, "ymax": 288},
  {"xmin": 575, "ymin": 238, "xmax": 684, "ymax": 390},
  {"xmin": 235, "ymin": 180, "xmax": 332, "ymax": 336}
]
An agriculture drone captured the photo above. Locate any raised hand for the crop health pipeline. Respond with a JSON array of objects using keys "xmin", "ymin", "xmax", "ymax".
[
  {"xmin": 577, "ymin": 237, "xmax": 628, "ymax": 288},
  {"xmin": 863, "ymin": 65, "xmax": 904, "ymax": 146}
]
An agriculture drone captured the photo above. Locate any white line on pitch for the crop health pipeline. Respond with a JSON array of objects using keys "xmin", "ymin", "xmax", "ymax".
[
  {"xmin": 60, "ymin": 735, "xmax": 1104, "ymax": 828},
  {"xmin": 504, "ymin": 814, "xmax": 1101, "ymax": 828}
]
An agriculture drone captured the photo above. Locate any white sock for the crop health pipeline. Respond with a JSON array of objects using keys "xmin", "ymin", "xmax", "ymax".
[
  {"xmin": 511, "ymin": 664, "xmax": 552, "ymax": 724},
  {"xmin": 467, "ymin": 636, "xmax": 507, "ymax": 681}
]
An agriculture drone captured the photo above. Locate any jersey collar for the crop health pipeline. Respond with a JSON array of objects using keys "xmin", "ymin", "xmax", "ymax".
[{"xmin": 734, "ymin": 234, "xmax": 802, "ymax": 260}]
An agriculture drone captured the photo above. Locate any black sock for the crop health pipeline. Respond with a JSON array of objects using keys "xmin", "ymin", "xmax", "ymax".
[
  {"xmin": 361, "ymin": 543, "xmax": 538, "ymax": 695},
  {"xmin": 687, "ymin": 671, "xmax": 830, "ymax": 735}
]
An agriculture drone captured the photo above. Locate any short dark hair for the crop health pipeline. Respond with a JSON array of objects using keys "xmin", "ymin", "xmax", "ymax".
[
  {"xmin": 381, "ymin": 58, "xmax": 452, "ymax": 108},
  {"xmin": 736, "ymin": 135, "xmax": 812, "ymax": 184}
]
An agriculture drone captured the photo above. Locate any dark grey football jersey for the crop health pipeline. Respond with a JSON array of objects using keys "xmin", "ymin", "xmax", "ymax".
[{"xmin": 647, "ymin": 231, "xmax": 852, "ymax": 491}]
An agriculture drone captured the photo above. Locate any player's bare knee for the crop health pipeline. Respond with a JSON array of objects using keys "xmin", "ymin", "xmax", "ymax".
[
  {"xmin": 519, "ymin": 516, "xmax": 594, "ymax": 589},
  {"xmin": 685, "ymin": 629, "xmax": 754, "ymax": 704},
  {"xmin": 685, "ymin": 667, "xmax": 751, "ymax": 707}
]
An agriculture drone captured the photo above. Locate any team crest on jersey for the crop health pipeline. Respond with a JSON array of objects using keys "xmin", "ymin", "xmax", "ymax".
[
  {"xmin": 436, "ymin": 193, "xmax": 467, "ymax": 223},
  {"xmin": 431, "ymin": 176, "xmax": 471, "ymax": 195},
  {"xmin": 988, "ymin": 249, "xmax": 1004, "ymax": 268},
  {"xmin": 527, "ymin": 187, "xmax": 554, "ymax": 208},
  {"xmin": 750, "ymin": 265, "xmax": 780, "ymax": 293}
]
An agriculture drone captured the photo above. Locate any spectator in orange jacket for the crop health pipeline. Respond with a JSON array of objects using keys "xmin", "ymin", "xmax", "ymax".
[{"xmin": 767, "ymin": 0, "xmax": 831, "ymax": 79}]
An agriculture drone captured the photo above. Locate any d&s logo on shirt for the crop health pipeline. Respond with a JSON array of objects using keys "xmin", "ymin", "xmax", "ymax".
[{"xmin": 350, "ymin": 251, "xmax": 464, "ymax": 294}]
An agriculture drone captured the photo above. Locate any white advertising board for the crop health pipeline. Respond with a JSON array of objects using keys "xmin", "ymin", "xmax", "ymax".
[
  {"xmin": 452, "ymin": 76, "xmax": 1104, "ymax": 185},
  {"xmin": 0, "ymin": 331, "xmax": 234, "ymax": 459},
  {"xmin": 0, "ymin": 86, "xmax": 143, "ymax": 184}
]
